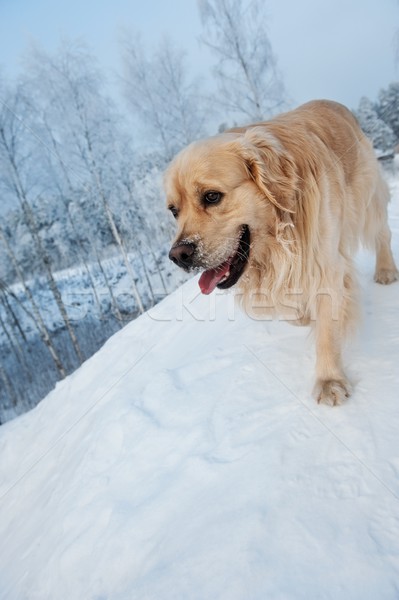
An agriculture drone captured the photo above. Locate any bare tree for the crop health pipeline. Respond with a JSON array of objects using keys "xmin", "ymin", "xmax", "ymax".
[
  {"xmin": 115, "ymin": 144, "xmax": 168, "ymax": 297},
  {"xmin": 0, "ymin": 280, "xmax": 27, "ymax": 343},
  {"xmin": 0, "ymin": 296, "xmax": 28, "ymax": 373},
  {"xmin": 67, "ymin": 199, "xmax": 125, "ymax": 322},
  {"xmin": 0, "ymin": 365, "xmax": 18, "ymax": 409},
  {"xmin": 198, "ymin": 0, "xmax": 286, "ymax": 122},
  {"xmin": 0, "ymin": 82, "xmax": 83, "ymax": 363},
  {"xmin": 0, "ymin": 281, "xmax": 32, "ymax": 367},
  {"xmin": 0, "ymin": 226, "xmax": 66, "ymax": 378},
  {"xmin": 39, "ymin": 113, "xmax": 105, "ymax": 318},
  {"xmin": 120, "ymin": 34, "xmax": 208, "ymax": 159},
  {"xmin": 23, "ymin": 41, "xmax": 145, "ymax": 314}
]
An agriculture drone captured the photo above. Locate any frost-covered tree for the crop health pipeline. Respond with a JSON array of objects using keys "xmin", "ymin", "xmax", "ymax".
[
  {"xmin": 0, "ymin": 79, "xmax": 83, "ymax": 363},
  {"xmin": 23, "ymin": 40, "xmax": 145, "ymax": 313},
  {"xmin": 120, "ymin": 35, "xmax": 208, "ymax": 159},
  {"xmin": 355, "ymin": 96, "xmax": 395, "ymax": 152},
  {"xmin": 198, "ymin": 0, "xmax": 286, "ymax": 122},
  {"xmin": 377, "ymin": 82, "xmax": 399, "ymax": 142},
  {"xmin": 0, "ymin": 225, "xmax": 66, "ymax": 378}
]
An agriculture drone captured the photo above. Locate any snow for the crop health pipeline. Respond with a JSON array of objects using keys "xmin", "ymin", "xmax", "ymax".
[{"xmin": 0, "ymin": 175, "xmax": 399, "ymax": 599}]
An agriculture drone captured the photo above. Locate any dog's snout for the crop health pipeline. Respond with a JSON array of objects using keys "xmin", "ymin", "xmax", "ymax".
[{"xmin": 169, "ymin": 242, "xmax": 196, "ymax": 270}]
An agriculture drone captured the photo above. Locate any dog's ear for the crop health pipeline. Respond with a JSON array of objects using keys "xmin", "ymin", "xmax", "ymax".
[{"xmin": 233, "ymin": 128, "xmax": 298, "ymax": 214}]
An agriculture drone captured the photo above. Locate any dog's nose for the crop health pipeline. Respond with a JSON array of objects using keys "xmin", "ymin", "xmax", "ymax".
[{"xmin": 169, "ymin": 242, "xmax": 196, "ymax": 270}]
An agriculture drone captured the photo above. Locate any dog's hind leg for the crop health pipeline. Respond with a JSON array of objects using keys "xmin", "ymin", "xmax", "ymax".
[
  {"xmin": 374, "ymin": 223, "xmax": 398, "ymax": 284},
  {"xmin": 371, "ymin": 176, "xmax": 398, "ymax": 284}
]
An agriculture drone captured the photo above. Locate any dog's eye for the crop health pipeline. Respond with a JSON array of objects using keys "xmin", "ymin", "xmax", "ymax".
[
  {"xmin": 203, "ymin": 191, "xmax": 223, "ymax": 205},
  {"xmin": 169, "ymin": 206, "xmax": 179, "ymax": 219}
]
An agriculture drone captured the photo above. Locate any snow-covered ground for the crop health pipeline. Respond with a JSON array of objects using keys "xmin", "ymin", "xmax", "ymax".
[{"xmin": 0, "ymin": 172, "xmax": 398, "ymax": 599}]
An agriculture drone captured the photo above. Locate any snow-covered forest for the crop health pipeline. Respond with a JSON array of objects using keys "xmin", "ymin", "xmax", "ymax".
[{"xmin": 1, "ymin": 0, "xmax": 398, "ymax": 422}]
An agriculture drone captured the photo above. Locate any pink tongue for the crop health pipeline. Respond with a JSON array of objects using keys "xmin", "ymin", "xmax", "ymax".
[{"xmin": 199, "ymin": 261, "xmax": 230, "ymax": 295}]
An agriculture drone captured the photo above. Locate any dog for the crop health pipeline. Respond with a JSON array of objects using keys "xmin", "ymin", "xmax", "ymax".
[{"xmin": 164, "ymin": 100, "xmax": 398, "ymax": 406}]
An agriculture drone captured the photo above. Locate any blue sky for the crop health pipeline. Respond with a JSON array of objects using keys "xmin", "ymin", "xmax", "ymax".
[{"xmin": 0, "ymin": 0, "xmax": 398, "ymax": 110}]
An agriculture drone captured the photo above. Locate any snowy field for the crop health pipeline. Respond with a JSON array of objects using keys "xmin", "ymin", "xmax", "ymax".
[{"xmin": 0, "ymin": 171, "xmax": 398, "ymax": 599}]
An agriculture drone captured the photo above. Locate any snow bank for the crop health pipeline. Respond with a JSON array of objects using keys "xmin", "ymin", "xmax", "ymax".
[{"xmin": 0, "ymin": 179, "xmax": 399, "ymax": 600}]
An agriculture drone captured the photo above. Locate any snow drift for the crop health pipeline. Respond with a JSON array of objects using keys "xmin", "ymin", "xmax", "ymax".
[{"xmin": 0, "ymin": 177, "xmax": 399, "ymax": 600}]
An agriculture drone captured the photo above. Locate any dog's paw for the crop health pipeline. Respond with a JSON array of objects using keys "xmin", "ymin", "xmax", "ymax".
[
  {"xmin": 313, "ymin": 378, "xmax": 352, "ymax": 407},
  {"xmin": 374, "ymin": 268, "xmax": 399, "ymax": 285}
]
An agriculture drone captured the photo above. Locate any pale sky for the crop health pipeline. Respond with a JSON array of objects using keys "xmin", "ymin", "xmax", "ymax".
[{"xmin": 0, "ymin": 0, "xmax": 398, "ymax": 110}]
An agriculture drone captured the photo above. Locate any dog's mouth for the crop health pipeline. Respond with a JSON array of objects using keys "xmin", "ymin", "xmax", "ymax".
[{"xmin": 199, "ymin": 225, "xmax": 251, "ymax": 295}]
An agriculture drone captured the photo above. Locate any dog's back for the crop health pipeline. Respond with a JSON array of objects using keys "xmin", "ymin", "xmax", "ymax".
[{"xmin": 235, "ymin": 100, "xmax": 389, "ymax": 257}]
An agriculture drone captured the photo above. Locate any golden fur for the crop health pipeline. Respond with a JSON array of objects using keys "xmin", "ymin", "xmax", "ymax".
[{"xmin": 164, "ymin": 100, "xmax": 398, "ymax": 405}]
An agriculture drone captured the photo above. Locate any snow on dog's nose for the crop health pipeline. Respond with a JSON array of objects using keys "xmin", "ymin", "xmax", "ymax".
[{"xmin": 168, "ymin": 242, "xmax": 196, "ymax": 271}]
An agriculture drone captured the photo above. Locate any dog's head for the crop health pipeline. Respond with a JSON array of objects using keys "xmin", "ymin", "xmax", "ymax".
[{"xmin": 164, "ymin": 127, "xmax": 298, "ymax": 294}]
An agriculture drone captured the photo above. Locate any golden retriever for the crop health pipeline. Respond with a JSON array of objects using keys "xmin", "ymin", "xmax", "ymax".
[{"xmin": 164, "ymin": 100, "xmax": 398, "ymax": 406}]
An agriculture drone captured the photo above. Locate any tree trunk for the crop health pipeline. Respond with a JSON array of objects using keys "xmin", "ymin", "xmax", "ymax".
[
  {"xmin": 132, "ymin": 235, "xmax": 156, "ymax": 306},
  {"xmin": 0, "ymin": 281, "xmax": 27, "ymax": 342},
  {"xmin": 43, "ymin": 117, "xmax": 105, "ymax": 318},
  {"xmin": 125, "ymin": 182, "xmax": 168, "ymax": 296},
  {"xmin": 0, "ymin": 227, "xmax": 66, "ymax": 379},
  {"xmin": 92, "ymin": 245, "xmax": 124, "ymax": 324},
  {"xmin": 0, "ymin": 124, "xmax": 83, "ymax": 365},
  {"xmin": 21, "ymin": 199, "xmax": 84, "ymax": 364},
  {"xmin": 0, "ymin": 366, "xmax": 18, "ymax": 408},
  {"xmin": 0, "ymin": 294, "xmax": 31, "ymax": 377},
  {"xmin": 81, "ymin": 125, "xmax": 145, "ymax": 315}
]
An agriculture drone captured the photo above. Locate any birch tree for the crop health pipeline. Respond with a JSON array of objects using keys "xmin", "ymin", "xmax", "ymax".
[
  {"xmin": 198, "ymin": 0, "xmax": 286, "ymax": 122},
  {"xmin": 0, "ymin": 280, "xmax": 32, "ymax": 379},
  {"xmin": 0, "ymin": 81, "xmax": 83, "ymax": 363},
  {"xmin": 24, "ymin": 41, "xmax": 145, "ymax": 314},
  {"xmin": 38, "ymin": 113, "xmax": 105, "ymax": 317},
  {"xmin": 0, "ymin": 226, "xmax": 66, "ymax": 378},
  {"xmin": 120, "ymin": 35, "xmax": 208, "ymax": 159},
  {"xmin": 377, "ymin": 82, "xmax": 399, "ymax": 142}
]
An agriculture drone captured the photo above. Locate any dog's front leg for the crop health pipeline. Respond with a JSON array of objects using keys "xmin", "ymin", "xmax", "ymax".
[{"xmin": 312, "ymin": 294, "xmax": 352, "ymax": 406}]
